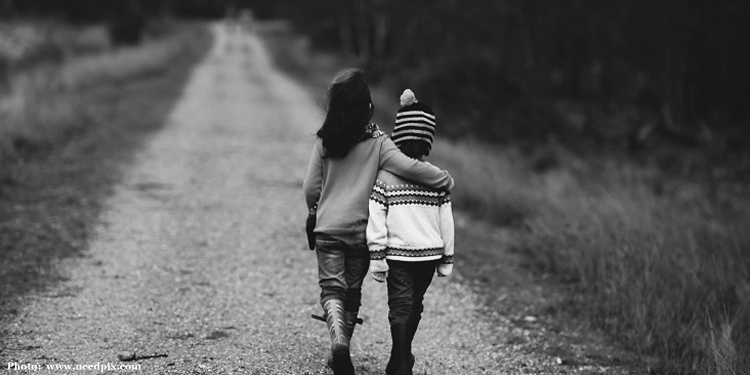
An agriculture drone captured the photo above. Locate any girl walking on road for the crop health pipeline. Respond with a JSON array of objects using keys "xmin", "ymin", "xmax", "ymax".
[{"xmin": 302, "ymin": 69, "xmax": 454, "ymax": 375}]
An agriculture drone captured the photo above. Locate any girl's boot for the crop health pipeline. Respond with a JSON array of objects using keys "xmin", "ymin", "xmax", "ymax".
[
  {"xmin": 325, "ymin": 310, "xmax": 362, "ymax": 369},
  {"xmin": 324, "ymin": 299, "xmax": 355, "ymax": 375}
]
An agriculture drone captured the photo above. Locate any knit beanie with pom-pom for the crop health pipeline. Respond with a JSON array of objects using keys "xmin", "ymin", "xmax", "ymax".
[{"xmin": 391, "ymin": 89, "xmax": 436, "ymax": 151}]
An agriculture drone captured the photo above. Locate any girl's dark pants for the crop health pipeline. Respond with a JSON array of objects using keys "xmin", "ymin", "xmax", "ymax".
[
  {"xmin": 386, "ymin": 259, "xmax": 439, "ymax": 325},
  {"xmin": 315, "ymin": 234, "xmax": 370, "ymax": 313}
]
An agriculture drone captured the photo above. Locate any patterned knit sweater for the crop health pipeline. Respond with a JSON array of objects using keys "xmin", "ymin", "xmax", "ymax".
[{"xmin": 366, "ymin": 166, "xmax": 455, "ymax": 267}]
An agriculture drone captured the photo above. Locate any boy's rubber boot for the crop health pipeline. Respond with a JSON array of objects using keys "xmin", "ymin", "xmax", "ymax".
[
  {"xmin": 324, "ymin": 299, "xmax": 355, "ymax": 375},
  {"xmin": 386, "ymin": 319, "xmax": 418, "ymax": 375},
  {"xmin": 387, "ymin": 324, "xmax": 414, "ymax": 375},
  {"xmin": 384, "ymin": 337, "xmax": 399, "ymax": 375},
  {"xmin": 406, "ymin": 317, "xmax": 420, "ymax": 365},
  {"xmin": 407, "ymin": 317, "xmax": 420, "ymax": 344}
]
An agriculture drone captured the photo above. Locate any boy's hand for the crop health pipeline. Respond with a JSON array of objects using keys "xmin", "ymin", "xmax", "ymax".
[
  {"xmin": 369, "ymin": 258, "xmax": 389, "ymax": 283},
  {"xmin": 372, "ymin": 271, "xmax": 387, "ymax": 283},
  {"xmin": 437, "ymin": 263, "xmax": 453, "ymax": 277}
]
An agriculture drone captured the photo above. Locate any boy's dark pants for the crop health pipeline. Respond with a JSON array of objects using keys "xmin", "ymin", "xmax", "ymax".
[
  {"xmin": 315, "ymin": 235, "xmax": 370, "ymax": 313},
  {"xmin": 386, "ymin": 259, "xmax": 439, "ymax": 326}
]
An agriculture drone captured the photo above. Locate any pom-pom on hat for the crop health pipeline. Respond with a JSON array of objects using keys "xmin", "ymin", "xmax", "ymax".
[{"xmin": 392, "ymin": 89, "xmax": 436, "ymax": 150}]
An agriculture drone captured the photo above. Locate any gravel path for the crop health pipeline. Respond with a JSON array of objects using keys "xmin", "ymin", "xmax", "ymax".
[{"xmin": 1, "ymin": 24, "xmax": 637, "ymax": 375}]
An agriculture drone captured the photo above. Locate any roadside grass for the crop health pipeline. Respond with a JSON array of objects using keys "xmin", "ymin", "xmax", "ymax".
[
  {"xmin": 1, "ymin": 21, "xmax": 207, "ymax": 163},
  {"xmin": 259, "ymin": 26, "xmax": 750, "ymax": 374},
  {"xmin": 1, "ymin": 21, "xmax": 110, "ymax": 95},
  {"xmin": 0, "ymin": 22, "xmax": 211, "ymax": 305},
  {"xmin": 429, "ymin": 142, "xmax": 750, "ymax": 374}
]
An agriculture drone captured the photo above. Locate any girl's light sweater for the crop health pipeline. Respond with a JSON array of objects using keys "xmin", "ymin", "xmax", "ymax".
[{"xmin": 303, "ymin": 131, "xmax": 453, "ymax": 239}]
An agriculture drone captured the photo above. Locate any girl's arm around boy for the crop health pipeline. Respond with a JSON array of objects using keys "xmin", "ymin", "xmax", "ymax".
[{"xmin": 379, "ymin": 138, "xmax": 454, "ymax": 192}]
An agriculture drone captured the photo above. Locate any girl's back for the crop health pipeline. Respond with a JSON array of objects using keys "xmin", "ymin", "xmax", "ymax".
[{"xmin": 305, "ymin": 131, "xmax": 387, "ymax": 237}]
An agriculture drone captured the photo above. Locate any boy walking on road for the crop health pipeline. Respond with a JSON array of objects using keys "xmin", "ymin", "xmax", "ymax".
[{"xmin": 367, "ymin": 89, "xmax": 455, "ymax": 375}]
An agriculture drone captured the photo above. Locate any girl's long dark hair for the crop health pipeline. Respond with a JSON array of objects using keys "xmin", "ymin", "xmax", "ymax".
[{"xmin": 316, "ymin": 68, "xmax": 374, "ymax": 159}]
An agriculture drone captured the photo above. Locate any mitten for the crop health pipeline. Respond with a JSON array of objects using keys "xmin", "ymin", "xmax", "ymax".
[
  {"xmin": 369, "ymin": 258, "xmax": 389, "ymax": 283},
  {"xmin": 437, "ymin": 263, "xmax": 453, "ymax": 277}
]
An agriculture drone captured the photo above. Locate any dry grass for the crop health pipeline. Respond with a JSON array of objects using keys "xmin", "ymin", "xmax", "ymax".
[
  {"xmin": 429, "ymin": 139, "xmax": 750, "ymax": 374},
  {"xmin": 0, "ymin": 21, "xmax": 211, "ymax": 301},
  {"xmin": 0, "ymin": 21, "xmax": 206, "ymax": 165}
]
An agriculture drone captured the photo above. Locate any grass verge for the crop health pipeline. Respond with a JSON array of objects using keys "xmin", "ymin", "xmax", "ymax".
[
  {"xmin": 259, "ymin": 25, "xmax": 750, "ymax": 375},
  {"xmin": 430, "ymin": 142, "xmax": 750, "ymax": 374},
  {"xmin": 0, "ymin": 22, "xmax": 212, "ymax": 308}
]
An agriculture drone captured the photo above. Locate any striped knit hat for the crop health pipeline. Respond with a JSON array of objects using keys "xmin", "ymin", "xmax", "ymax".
[{"xmin": 392, "ymin": 89, "xmax": 436, "ymax": 150}]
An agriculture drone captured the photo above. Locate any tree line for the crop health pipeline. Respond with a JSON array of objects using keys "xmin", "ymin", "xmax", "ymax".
[
  {"xmin": 0, "ymin": 0, "xmax": 229, "ymax": 21},
  {"xmin": 4, "ymin": 0, "xmax": 748, "ymax": 152},
  {"xmin": 267, "ymin": 0, "xmax": 749, "ymax": 153}
]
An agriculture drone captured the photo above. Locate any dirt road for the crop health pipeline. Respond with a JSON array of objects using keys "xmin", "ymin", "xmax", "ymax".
[{"xmin": 1, "ymin": 24, "xmax": 636, "ymax": 374}]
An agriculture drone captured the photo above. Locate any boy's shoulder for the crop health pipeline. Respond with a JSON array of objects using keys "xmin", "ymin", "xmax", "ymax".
[
  {"xmin": 375, "ymin": 170, "xmax": 420, "ymax": 190},
  {"xmin": 375, "ymin": 169, "xmax": 398, "ymax": 186},
  {"xmin": 375, "ymin": 167, "xmax": 446, "ymax": 195}
]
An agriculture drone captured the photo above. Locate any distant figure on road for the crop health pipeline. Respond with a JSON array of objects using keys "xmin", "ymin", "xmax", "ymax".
[
  {"xmin": 303, "ymin": 69, "xmax": 454, "ymax": 375},
  {"xmin": 367, "ymin": 89, "xmax": 455, "ymax": 375},
  {"xmin": 239, "ymin": 9, "xmax": 254, "ymax": 33},
  {"xmin": 224, "ymin": 5, "xmax": 253, "ymax": 34}
]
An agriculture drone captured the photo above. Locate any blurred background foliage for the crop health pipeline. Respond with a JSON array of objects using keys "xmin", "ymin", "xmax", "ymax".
[
  {"xmin": 3, "ymin": 0, "xmax": 749, "ymax": 161},
  {"xmin": 252, "ymin": 0, "xmax": 750, "ymax": 164}
]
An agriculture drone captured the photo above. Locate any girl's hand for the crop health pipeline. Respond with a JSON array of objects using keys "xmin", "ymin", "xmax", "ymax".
[{"xmin": 372, "ymin": 271, "xmax": 387, "ymax": 283}]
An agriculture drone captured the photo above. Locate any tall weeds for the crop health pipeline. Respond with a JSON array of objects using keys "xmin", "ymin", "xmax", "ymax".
[
  {"xmin": 431, "ymin": 141, "xmax": 750, "ymax": 374},
  {"xmin": 0, "ymin": 22, "xmax": 208, "ymax": 165}
]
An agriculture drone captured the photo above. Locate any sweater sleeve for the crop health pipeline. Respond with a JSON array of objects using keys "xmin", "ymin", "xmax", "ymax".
[
  {"xmin": 366, "ymin": 178, "xmax": 389, "ymax": 260},
  {"xmin": 302, "ymin": 141, "xmax": 323, "ymax": 210},
  {"xmin": 439, "ymin": 194, "xmax": 455, "ymax": 264},
  {"xmin": 379, "ymin": 137, "xmax": 454, "ymax": 192}
]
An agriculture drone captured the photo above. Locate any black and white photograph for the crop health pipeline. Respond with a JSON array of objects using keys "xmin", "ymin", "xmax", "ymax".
[{"xmin": 1, "ymin": 1, "xmax": 748, "ymax": 374}]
